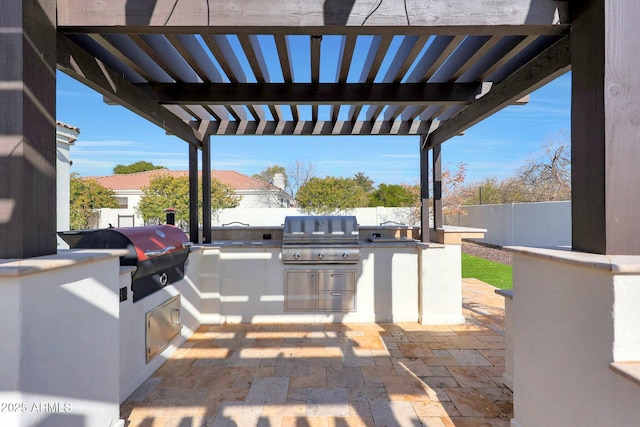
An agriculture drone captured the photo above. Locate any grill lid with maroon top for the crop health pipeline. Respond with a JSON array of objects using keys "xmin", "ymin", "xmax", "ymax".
[
  {"xmin": 75, "ymin": 225, "xmax": 192, "ymax": 302},
  {"xmin": 282, "ymin": 216, "xmax": 359, "ymax": 264}
]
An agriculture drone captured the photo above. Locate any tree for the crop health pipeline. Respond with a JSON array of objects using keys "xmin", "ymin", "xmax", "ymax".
[
  {"xmin": 70, "ymin": 173, "xmax": 119, "ymax": 229},
  {"xmin": 460, "ymin": 134, "xmax": 571, "ymax": 205},
  {"xmin": 514, "ymin": 135, "xmax": 570, "ymax": 201},
  {"xmin": 353, "ymin": 172, "xmax": 375, "ymax": 194},
  {"xmin": 463, "ymin": 176, "xmax": 511, "ymax": 205},
  {"xmin": 287, "ymin": 160, "xmax": 316, "ymax": 197},
  {"xmin": 113, "ymin": 161, "xmax": 166, "ymax": 174},
  {"xmin": 441, "ymin": 162, "xmax": 468, "ymax": 217},
  {"xmin": 253, "ymin": 164, "xmax": 290, "ymax": 207},
  {"xmin": 369, "ymin": 183, "xmax": 418, "ymax": 207},
  {"xmin": 136, "ymin": 175, "xmax": 241, "ymax": 228},
  {"xmin": 295, "ymin": 176, "xmax": 369, "ymax": 214},
  {"xmin": 253, "ymin": 165, "xmax": 287, "ymax": 188}
]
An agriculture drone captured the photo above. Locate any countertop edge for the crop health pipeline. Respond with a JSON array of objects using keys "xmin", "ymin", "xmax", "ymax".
[
  {"xmin": 505, "ymin": 246, "xmax": 640, "ymax": 274},
  {"xmin": 0, "ymin": 249, "xmax": 129, "ymax": 278}
]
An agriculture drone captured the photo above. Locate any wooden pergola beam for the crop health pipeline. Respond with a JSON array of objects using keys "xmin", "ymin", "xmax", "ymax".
[
  {"xmin": 56, "ymin": 34, "xmax": 203, "ymax": 148},
  {"xmin": 57, "ymin": 0, "xmax": 568, "ymax": 34},
  {"xmin": 427, "ymin": 35, "xmax": 571, "ymax": 148},
  {"xmin": 136, "ymin": 82, "xmax": 483, "ymax": 106}
]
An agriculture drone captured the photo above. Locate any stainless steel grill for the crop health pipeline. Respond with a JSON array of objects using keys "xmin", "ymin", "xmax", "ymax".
[{"xmin": 282, "ymin": 216, "xmax": 359, "ymax": 264}]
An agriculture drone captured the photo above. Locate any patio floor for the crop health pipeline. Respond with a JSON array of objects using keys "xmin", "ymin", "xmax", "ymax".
[{"xmin": 121, "ymin": 278, "xmax": 511, "ymax": 426}]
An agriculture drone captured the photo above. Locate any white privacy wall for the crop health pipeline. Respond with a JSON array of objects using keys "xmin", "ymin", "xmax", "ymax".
[
  {"xmin": 447, "ymin": 201, "xmax": 571, "ymax": 247},
  {"xmin": 214, "ymin": 207, "xmax": 418, "ymax": 227},
  {"xmin": 96, "ymin": 206, "xmax": 419, "ymax": 229}
]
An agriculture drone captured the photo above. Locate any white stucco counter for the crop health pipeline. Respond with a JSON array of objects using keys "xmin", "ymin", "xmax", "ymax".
[
  {"xmin": 192, "ymin": 223, "xmax": 477, "ymax": 326},
  {"xmin": 0, "ymin": 250, "xmax": 127, "ymax": 427},
  {"xmin": 199, "ymin": 239, "xmax": 425, "ymax": 323}
]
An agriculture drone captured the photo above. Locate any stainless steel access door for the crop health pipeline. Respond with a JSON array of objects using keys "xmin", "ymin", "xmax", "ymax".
[{"xmin": 146, "ymin": 295, "xmax": 182, "ymax": 362}]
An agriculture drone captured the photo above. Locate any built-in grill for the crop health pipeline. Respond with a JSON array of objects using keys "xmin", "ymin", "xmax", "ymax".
[
  {"xmin": 282, "ymin": 215, "xmax": 359, "ymax": 264},
  {"xmin": 74, "ymin": 225, "xmax": 192, "ymax": 302}
]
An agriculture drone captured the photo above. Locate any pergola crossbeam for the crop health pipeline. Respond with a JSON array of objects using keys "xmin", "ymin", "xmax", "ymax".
[
  {"xmin": 137, "ymin": 82, "xmax": 483, "ymax": 105},
  {"xmin": 57, "ymin": 0, "xmax": 568, "ymax": 33}
]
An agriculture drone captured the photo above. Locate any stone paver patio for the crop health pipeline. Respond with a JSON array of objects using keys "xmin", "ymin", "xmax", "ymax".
[{"xmin": 121, "ymin": 278, "xmax": 511, "ymax": 426}]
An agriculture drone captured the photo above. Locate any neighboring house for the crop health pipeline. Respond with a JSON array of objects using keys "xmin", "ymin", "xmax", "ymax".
[
  {"xmin": 87, "ymin": 169, "xmax": 292, "ymax": 227},
  {"xmin": 56, "ymin": 121, "xmax": 79, "ymax": 247}
]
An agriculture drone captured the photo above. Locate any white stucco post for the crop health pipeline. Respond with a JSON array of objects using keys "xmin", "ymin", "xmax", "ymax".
[
  {"xmin": 418, "ymin": 228, "xmax": 484, "ymax": 325},
  {"xmin": 418, "ymin": 243, "xmax": 465, "ymax": 325},
  {"xmin": 508, "ymin": 248, "xmax": 640, "ymax": 427},
  {"xmin": 0, "ymin": 252, "xmax": 124, "ymax": 427}
]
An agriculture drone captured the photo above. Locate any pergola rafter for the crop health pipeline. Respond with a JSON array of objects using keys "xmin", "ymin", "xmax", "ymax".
[{"xmin": 54, "ymin": 0, "xmax": 569, "ymax": 141}]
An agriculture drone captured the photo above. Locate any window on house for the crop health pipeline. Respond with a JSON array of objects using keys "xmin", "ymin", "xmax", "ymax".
[{"xmin": 116, "ymin": 197, "xmax": 128, "ymax": 209}]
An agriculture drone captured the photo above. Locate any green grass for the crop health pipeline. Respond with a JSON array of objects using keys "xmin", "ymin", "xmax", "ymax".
[{"xmin": 462, "ymin": 253, "xmax": 513, "ymax": 290}]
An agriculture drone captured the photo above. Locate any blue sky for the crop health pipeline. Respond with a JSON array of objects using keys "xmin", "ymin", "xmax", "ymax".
[{"xmin": 56, "ymin": 70, "xmax": 570, "ymax": 185}]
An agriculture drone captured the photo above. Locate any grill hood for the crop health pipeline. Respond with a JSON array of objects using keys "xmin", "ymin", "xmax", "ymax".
[
  {"xmin": 75, "ymin": 225, "xmax": 191, "ymax": 301},
  {"xmin": 283, "ymin": 216, "xmax": 359, "ymax": 244},
  {"xmin": 282, "ymin": 216, "xmax": 360, "ymax": 264}
]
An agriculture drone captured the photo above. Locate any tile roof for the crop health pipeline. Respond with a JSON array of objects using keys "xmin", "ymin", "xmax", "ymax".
[
  {"xmin": 85, "ymin": 170, "xmax": 274, "ymax": 192},
  {"xmin": 56, "ymin": 120, "xmax": 80, "ymax": 133}
]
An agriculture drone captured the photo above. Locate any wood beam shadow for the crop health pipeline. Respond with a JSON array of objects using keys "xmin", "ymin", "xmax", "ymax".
[{"xmin": 324, "ymin": 0, "xmax": 357, "ymax": 25}]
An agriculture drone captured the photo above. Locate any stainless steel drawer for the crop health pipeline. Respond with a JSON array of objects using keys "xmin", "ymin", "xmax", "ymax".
[
  {"xmin": 317, "ymin": 270, "xmax": 356, "ymax": 291},
  {"xmin": 317, "ymin": 290, "xmax": 356, "ymax": 311}
]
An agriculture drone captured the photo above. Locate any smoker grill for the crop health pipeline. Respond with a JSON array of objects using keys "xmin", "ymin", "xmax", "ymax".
[
  {"xmin": 74, "ymin": 225, "xmax": 192, "ymax": 302},
  {"xmin": 282, "ymin": 216, "xmax": 360, "ymax": 264}
]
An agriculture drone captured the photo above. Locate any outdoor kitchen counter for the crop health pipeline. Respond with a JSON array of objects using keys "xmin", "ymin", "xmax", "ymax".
[
  {"xmin": 207, "ymin": 240, "xmax": 282, "ymax": 248},
  {"xmin": 198, "ymin": 239, "xmax": 428, "ymax": 324},
  {"xmin": 205, "ymin": 239, "xmax": 430, "ymax": 248},
  {"xmin": 0, "ymin": 248, "xmax": 128, "ymax": 277}
]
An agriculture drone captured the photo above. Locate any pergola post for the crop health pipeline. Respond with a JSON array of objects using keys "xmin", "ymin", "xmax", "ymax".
[
  {"xmin": 432, "ymin": 144, "xmax": 443, "ymax": 231},
  {"xmin": 419, "ymin": 134, "xmax": 430, "ymax": 243},
  {"xmin": 202, "ymin": 135, "xmax": 212, "ymax": 243},
  {"xmin": 188, "ymin": 144, "xmax": 199, "ymax": 243},
  {"xmin": 0, "ymin": 0, "xmax": 57, "ymax": 259},
  {"xmin": 570, "ymin": 0, "xmax": 640, "ymax": 255}
]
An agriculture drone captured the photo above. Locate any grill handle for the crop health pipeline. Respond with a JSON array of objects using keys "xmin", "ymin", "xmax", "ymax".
[
  {"xmin": 182, "ymin": 241, "xmax": 193, "ymax": 249},
  {"xmin": 145, "ymin": 246, "xmax": 176, "ymax": 258}
]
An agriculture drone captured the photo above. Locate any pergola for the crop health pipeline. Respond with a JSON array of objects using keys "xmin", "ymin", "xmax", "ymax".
[
  {"xmin": 1, "ymin": 0, "xmax": 638, "ymax": 258},
  {"xmin": 4, "ymin": 3, "xmax": 640, "ymax": 426}
]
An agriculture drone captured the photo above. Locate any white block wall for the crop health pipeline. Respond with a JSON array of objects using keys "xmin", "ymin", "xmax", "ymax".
[{"xmin": 447, "ymin": 201, "xmax": 571, "ymax": 247}]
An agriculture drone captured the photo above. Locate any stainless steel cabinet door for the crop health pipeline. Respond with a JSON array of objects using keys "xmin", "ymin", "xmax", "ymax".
[{"xmin": 285, "ymin": 270, "xmax": 316, "ymax": 311}]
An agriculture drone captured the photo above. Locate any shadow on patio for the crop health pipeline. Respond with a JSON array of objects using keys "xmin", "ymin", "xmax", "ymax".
[{"xmin": 120, "ymin": 279, "xmax": 511, "ymax": 426}]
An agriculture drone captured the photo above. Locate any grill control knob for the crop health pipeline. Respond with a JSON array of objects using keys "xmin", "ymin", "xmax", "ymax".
[
  {"xmin": 342, "ymin": 253, "xmax": 349, "ymax": 259},
  {"xmin": 293, "ymin": 252, "xmax": 300, "ymax": 259},
  {"xmin": 318, "ymin": 252, "xmax": 325, "ymax": 259}
]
